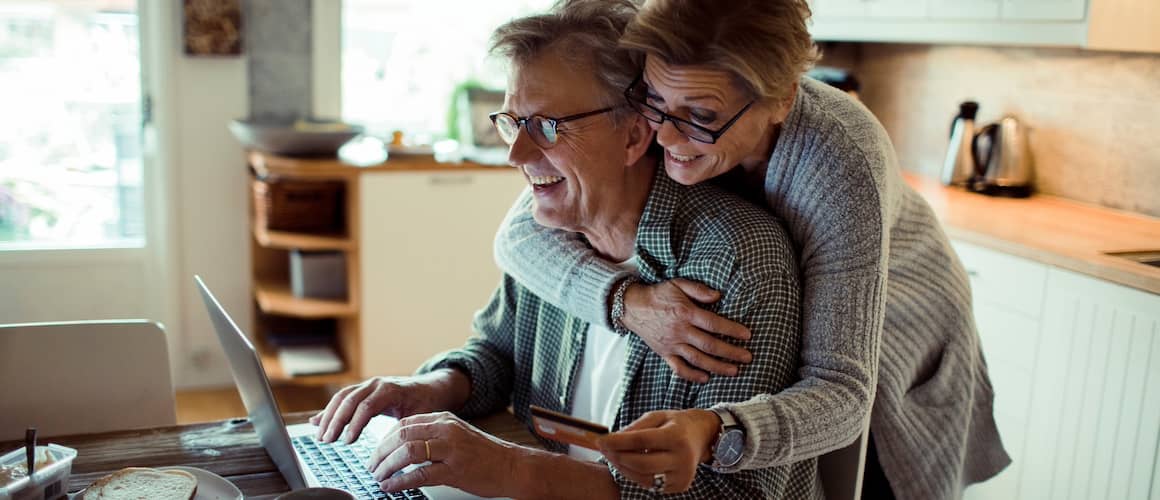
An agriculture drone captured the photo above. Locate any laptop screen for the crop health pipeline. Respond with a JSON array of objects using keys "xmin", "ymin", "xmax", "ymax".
[{"xmin": 195, "ymin": 275, "xmax": 308, "ymax": 490}]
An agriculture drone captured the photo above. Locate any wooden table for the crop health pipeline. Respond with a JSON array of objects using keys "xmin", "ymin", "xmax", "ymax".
[{"xmin": 0, "ymin": 411, "xmax": 539, "ymax": 498}]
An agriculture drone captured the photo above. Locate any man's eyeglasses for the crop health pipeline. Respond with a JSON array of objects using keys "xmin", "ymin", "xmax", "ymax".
[
  {"xmin": 489, "ymin": 107, "xmax": 616, "ymax": 149},
  {"xmin": 623, "ymin": 75, "xmax": 753, "ymax": 145}
]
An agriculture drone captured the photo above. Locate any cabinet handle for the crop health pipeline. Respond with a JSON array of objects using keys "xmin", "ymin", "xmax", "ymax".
[{"xmin": 429, "ymin": 175, "xmax": 474, "ymax": 186}]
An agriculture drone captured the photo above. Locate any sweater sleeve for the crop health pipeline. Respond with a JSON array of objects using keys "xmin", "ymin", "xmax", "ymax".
[
  {"xmin": 493, "ymin": 187, "xmax": 632, "ymax": 330},
  {"xmin": 716, "ymin": 155, "xmax": 887, "ymax": 471}
]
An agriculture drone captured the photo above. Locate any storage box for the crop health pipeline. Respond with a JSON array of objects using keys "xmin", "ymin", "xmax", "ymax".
[
  {"xmin": 0, "ymin": 444, "xmax": 77, "ymax": 500},
  {"xmin": 252, "ymin": 176, "xmax": 345, "ymax": 234},
  {"xmin": 290, "ymin": 250, "xmax": 348, "ymax": 300}
]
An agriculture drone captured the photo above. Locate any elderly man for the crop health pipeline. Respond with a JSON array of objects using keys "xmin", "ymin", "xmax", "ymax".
[{"xmin": 310, "ymin": 1, "xmax": 817, "ymax": 498}]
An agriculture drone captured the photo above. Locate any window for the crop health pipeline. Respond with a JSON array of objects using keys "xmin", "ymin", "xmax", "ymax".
[
  {"xmin": 341, "ymin": 0, "xmax": 554, "ymax": 142},
  {"xmin": 0, "ymin": 1, "xmax": 143, "ymax": 249}
]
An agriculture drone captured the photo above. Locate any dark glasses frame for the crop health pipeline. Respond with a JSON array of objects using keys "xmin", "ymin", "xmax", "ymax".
[
  {"xmin": 488, "ymin": 107, "xmax": 616, "ymax": 149},
  {"xmin": 623, "ymin": 74, "xmax": 754, "ymax": 145}
]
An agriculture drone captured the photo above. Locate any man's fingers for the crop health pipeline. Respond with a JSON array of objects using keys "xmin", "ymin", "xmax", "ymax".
[
  {"xmin": 342, "ymin": 386, "xmax": 389, "ymax": 444},
  {"xmin": 688, "ymin": 308, "xmax": 751, "ymax": 341},
  {"xmin": 675, "ymin": 344, "xmax": 740, "ymax": 377},
  {"xmin": 661, "ymin": 354, "xmax": 710, "ymax": 384},
  {"xmin": 669, "ymin": 278, "xmax": 721, "ymax": 304},
  {"xmin": 380, "ymin": 462, "xmax": 451, "ymax": 494},
  {"xmin": 314, "ymin": 386, "xmax": 352, "ymax": 440},
  {"xmin": 371, "ymin": 439, "xmax": 428, "ymax": 482},
  {"xmin": 324, "ymin": 385, "xmax": 372, "ymax": 442},
  {"xmin": 372, "ymin": 420, "xmax": 444, "ymax": 468}
]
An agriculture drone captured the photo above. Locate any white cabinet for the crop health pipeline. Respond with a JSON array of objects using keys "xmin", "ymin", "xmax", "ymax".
[
  {"xmin": 359, "ymin": 169, "xmax": 527, "ymax": 377},
  {"xmin": 928, "ymin": 0, "xmax": 1001, "ymax": 20},
  {"xmin": 1002, "ymin": 0, "xmax": 1088, "ymax": 21},
  {"xmin": 1021, "ymin": 268, "xmax": 1160, "ymax": 500},
  {"xmin": 956, "ymin": 240, "xmax": 1160, "ymax": 500},
  {"xmin": 955, "ymin": 240, "xmax": 1048, "ymax": 500},
  {"xmin": 807, "ymin": 0, "xmax": 1156, "ymax": 49}
]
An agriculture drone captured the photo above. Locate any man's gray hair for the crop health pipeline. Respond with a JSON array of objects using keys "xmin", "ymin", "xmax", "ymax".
[{"xmin": 490, "ymin": 0, "xmax": 640, "ymax": 121}]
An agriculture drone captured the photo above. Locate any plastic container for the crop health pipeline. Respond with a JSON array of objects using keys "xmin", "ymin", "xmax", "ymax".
[{"xmin": 0, "ymin": 444, "xmax": 77, "ymax": 500}]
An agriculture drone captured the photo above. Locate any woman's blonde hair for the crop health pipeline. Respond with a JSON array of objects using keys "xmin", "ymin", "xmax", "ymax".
[
  {"xmin": 621, "ymin": 0, "xmax": 819, "ymax": 102},
  {"xmin": 490, "ymin": 0, "xmax": 641, "ymax": 119}
]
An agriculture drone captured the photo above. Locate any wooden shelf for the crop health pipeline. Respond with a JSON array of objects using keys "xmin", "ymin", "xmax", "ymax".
[
  {"xmin": 253, "ymin": 226, "xmax": 352, "ymax": 251},
  {"xmin": 255, "ymin": 340, "xmax": 359, "ymax": 386},
  {"xmin": 253, "ymin": 277, "xmax": 357, "ymax": 318}
]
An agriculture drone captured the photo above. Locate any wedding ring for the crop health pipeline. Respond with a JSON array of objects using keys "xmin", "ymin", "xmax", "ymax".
[
  {"xmin": 650, "ymin": 472, "xmax": 666, "ymax": 493},
  {"xmin": 424, "ymin": 439, "xmax": 431, "ymax": 462}
]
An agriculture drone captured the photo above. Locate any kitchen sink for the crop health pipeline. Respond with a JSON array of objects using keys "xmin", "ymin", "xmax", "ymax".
[{"xmin": 1104, "ymin": 250, "xmax": 1160, "ymax": 268}]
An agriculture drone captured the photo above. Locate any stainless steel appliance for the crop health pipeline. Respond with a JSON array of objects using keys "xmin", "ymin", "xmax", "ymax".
[
  {"xmin": 941, "ymin": 101, "xmax": 979, "ymax": 186},
  {"xmin": 969, "ymin": 115, "xmax": 1035, "ymax": 198}
]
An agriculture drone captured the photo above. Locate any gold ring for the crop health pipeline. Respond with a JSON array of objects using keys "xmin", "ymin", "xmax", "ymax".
[{"xmin": 424, "ymin": 439, "xmax": 431, "ymax": 462}]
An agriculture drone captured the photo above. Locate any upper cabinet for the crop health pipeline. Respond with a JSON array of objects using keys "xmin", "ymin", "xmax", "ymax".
[{"xmin": 809, "ymin": 0, "xmax": 1160, "ymax": 52}]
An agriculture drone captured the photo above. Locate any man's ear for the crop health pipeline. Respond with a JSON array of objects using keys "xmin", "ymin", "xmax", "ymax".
[{"xmin": 624, "ymin": 114, "xmax": 654, "ymax": 166}]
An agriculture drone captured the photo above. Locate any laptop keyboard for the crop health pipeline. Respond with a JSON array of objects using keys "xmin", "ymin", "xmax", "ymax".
[{"xmin": 292, "ymin": 434, "xmax": 429, "ymax": 500}]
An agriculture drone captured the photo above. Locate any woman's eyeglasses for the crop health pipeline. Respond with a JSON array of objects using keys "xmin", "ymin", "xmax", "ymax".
[
  {"xmin": 489, "ymin": 107, "xmax": 616, "ymax": 149},
  {"xmin": 623, "ymin": 75, "xmax": 753, "ymax": 145}
]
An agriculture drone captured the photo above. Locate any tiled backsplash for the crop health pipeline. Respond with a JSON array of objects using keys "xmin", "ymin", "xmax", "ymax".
[{"xmin": 839, "ymin": 43, "xmax": 1160, "ymax": 217}]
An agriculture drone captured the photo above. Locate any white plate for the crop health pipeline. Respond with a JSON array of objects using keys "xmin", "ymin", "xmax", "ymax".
[
  {"xmin": 159, "ymin": 466, "xmax": 244, "ymax": 500},
  {"xmin": 71, "ymin": 466, "xmax": 243, "ymax": 500}
]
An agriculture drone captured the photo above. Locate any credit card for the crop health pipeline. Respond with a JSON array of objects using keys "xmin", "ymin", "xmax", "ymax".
[{"xmin": 529, "ymin": 404, "xmax": 609, "ymax": 451}]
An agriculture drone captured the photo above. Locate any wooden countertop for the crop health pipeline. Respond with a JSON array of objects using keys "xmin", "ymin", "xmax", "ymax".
[
  {"xmin": 248, "ymin": 151, "xmax": 513, "ymax": 179},
  {"xmin": 904, "ymin": 172, "xmax": 1160, "ymax": 295}
]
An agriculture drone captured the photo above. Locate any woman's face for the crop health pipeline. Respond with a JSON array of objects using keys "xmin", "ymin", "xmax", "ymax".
[{"xmin": 641, "ymin": 55, "xmax": 789, "ymax": 185}]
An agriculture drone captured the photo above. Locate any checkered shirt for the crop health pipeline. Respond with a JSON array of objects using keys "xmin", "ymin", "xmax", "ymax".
[{"xmin": 420, "ymin": 168, "xmax": 820, "ymax": 499}]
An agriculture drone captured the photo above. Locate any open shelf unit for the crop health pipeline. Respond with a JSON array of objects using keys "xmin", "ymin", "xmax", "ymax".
[{"xmin": 248, "ymin": 151, "xmax": 365, "ymax": 386}]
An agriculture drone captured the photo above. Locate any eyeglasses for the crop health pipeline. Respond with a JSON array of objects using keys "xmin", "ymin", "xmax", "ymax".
[
  {"xmin": 489, "ymin": 107, "xmax": 616, "ymax": 149},
  {"xmin": 623, "ymin": 75, "xmax": 754, "ymax": 144}
]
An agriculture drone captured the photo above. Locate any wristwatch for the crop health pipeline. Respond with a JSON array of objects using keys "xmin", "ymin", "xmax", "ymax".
[{"xmin": 709, "ymin": 407, "xmax": 746, "ymax": 470}]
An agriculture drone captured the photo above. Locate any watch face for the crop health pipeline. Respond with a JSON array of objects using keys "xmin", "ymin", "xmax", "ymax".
[{"xmin": 715, "ymin": 428, "xmax": 745, "ymax": 467}]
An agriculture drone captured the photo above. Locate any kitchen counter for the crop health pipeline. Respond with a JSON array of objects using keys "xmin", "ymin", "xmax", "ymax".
[
  {"xmin": 904, "ymin": 172, "xmax": 1160, "ymax": 295},
  {"xmin": 248, "ymin": 151, "xmax": 511, "ymax": 179}
]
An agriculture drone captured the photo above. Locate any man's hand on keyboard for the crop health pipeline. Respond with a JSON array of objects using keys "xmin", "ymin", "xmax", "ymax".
[
  {"xmin": 310, "ymin": 369, "xmax": 472, "ymax": 444},
  {"xmin": 367, "ymin": 412, "xmax": 521, "ymax": 498}
]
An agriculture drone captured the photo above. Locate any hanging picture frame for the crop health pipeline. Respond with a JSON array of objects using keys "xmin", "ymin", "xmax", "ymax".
[{"xmin": 183, "ymin": 0, "xmax": 243, "ymax": 56}]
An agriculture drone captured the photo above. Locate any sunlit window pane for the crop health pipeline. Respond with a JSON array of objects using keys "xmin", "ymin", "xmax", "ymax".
[
  {"xmin": 341, "ymin": 0, "xmax": 553, "ymax": 141},
  {"xmin": 0, "ymin": 0, "xmax": 143, "ymax": 249}
]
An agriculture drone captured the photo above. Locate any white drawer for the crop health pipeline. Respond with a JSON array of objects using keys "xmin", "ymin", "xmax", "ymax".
[{"xmin": 952, "ymin": 240, "xmax": 1048, "ymax": 319}]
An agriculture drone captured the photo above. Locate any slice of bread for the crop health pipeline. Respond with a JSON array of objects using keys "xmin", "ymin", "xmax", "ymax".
[{"xmin": 81, "ymin": 467, "xmax": 198, "ymax": 499}]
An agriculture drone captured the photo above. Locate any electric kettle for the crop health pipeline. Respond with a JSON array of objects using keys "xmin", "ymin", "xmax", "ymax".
[{"xmin": 969, "ymin": 115, "xmax": 1035, "ymax": 198}]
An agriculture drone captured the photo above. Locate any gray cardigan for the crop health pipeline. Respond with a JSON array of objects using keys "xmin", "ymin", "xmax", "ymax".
[{"xmin": 493, "ymin": 77, "xmax": 1010, "ymax": 499}]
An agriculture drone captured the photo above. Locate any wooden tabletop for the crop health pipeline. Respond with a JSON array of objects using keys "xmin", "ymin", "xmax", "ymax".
[
  {"xmin": 0, "ymin": 411, "xmax": 539, "ymax": 498},
  {"xmin": 904, "ymin": 172, "xmax": 1160, "ymax": 295}
]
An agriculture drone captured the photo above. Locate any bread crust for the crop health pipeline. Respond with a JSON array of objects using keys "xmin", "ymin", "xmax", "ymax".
[{"xmin": 80, "ymin": 467, "xmax": 198, "ymax": 499}]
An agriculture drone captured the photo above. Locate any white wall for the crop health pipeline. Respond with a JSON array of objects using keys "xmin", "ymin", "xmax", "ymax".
[{"xmin": 164, "ymin": 5, "xmax": 252, "ymax": 389}]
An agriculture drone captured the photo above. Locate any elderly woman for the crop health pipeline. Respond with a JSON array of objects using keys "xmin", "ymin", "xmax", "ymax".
[
  {"xmin": 494, "ymin": 0, "xmax": 1011, "ymax": 499},
  {"xmin": 311, "ymin": 1, "xmax": 820, "ymax": 497}
]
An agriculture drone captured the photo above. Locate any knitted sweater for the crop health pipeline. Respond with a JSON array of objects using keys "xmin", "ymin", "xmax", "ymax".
[{"xmin": 493, "ymin": 77, "xmax": 1010, "ymax": 499}]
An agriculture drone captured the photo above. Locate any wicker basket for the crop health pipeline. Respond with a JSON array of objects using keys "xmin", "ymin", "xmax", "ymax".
[{"xmin": 252, "ymin": 177, "xmax": 345, "ymax": 234}]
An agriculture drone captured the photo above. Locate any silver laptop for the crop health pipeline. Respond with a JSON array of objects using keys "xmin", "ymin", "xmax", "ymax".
[{"xmin": 195, "ymin": 275, "xmax": 501, "ymax": 500}]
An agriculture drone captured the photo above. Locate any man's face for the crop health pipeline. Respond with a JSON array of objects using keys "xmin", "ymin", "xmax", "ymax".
[{"xmin": 502, "ymin": 48, "xmax": 631, "ymax": 233}]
